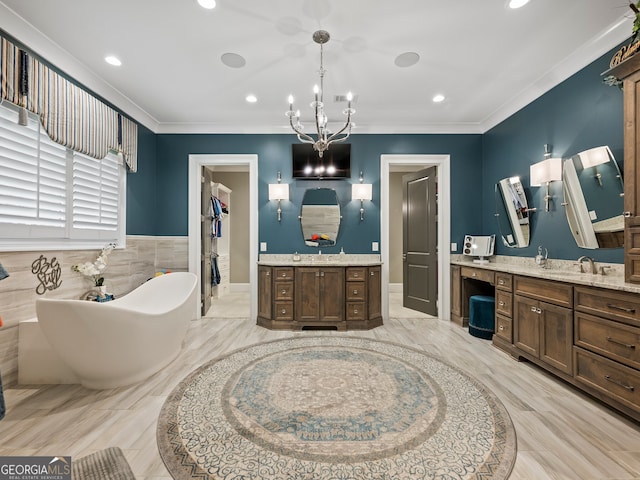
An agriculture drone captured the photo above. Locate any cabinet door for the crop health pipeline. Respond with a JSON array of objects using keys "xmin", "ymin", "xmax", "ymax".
[
  {"xmin": 295, "ymin": 268, "xmax": 320, "ymax": 322},
  {"xmin": 320, "ymin": 268, "xmax": 344, "ymax": 322},
  {"xmin": 258, "ymin": 266, "xmax": 272, "ymax": 319},
  {"xmin": 514, "ymin": 294, "xmax": 540, "ymax": 357},
  {"xmin": 368, "ymin": 266, "xmax": 382, "ymax": 320},
  {"xmin": 540, "ymin": 302, "xmax": 573, "ymax": 374}
]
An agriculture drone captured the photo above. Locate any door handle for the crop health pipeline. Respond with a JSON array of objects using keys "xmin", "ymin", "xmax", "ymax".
[{"xmin": 402, "ymin": 254, "xmax": 407, "ymax": 261}]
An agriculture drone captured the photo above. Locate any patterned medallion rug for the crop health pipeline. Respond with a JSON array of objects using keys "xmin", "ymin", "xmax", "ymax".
[{"xmin": 157, "ymin": 336, "xmax": 516, "ymax": 480}]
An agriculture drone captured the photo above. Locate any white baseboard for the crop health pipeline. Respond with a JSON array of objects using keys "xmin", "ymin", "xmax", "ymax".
[
  {"xmin": 231, "ymin": 283, "xmax": 250, "ymax": 293},
  {"xmin": 389, "ymin": 283, "xmax": 403, "ymax": 294}
]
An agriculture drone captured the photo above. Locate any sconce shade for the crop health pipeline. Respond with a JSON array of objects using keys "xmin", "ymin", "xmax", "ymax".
[
  {"xmin": 578, "ymin": 146, "xmax": 611, "ymax": 169},
  {"xmin": 268, "ymin": 183, "xmax": 289, "ymax": 201},
  {"xmin": 352, "ymin": 183, "xmax": 372, "ymax": 201},
  {"xmin": 530, "ymin": 157, "xmax": 562, "ymax": 186}
]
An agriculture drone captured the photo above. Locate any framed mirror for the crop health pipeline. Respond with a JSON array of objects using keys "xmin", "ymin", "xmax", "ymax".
[
  {"xmin": 562, "ymin": 146, "xmax": 624, "ymax": 249},
  {"xmin": 299, "ymin": 188, "xmax": 341, "ymax": 247},
  {"xmin": 495, "ymin": 176, "xmax": 531, "ymax": 248}
]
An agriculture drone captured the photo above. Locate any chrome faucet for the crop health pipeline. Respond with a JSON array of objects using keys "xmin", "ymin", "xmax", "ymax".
[{"xmin": 576, "ymin": 255, "xmax": 597, "ymax": 274}]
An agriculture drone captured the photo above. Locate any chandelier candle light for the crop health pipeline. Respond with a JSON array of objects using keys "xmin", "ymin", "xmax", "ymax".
[{"xmin": 286, "ymin": 30, "xmax": 355, "ymax": 157}]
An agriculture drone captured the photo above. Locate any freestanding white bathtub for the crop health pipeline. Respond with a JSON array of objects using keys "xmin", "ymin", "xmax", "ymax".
[{"xmin": 35, "ymin": 272, "xmax": 198, "ymax": 389}]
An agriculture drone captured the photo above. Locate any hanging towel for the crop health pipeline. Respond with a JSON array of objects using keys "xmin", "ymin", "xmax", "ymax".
[
  {"xmin": 211, "ymin": 255, "xmax": 221, "ymax": 286},
  {"xmin": 0, "ymin": 263, "xmax": 8, "ymax": 281}
]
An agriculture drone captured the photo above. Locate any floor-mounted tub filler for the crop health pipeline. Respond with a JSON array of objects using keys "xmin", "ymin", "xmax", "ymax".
[{"xmin": 34, "ymin": 272, "xmax": 197, "ymax": 389}]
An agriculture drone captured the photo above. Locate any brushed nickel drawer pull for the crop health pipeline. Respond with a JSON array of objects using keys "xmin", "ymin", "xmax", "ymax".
[
  {"xmin": 370, "ymin": 271, "xmax": 375, "ymax": 276},
  {"xmin": 354, "ymin": 309, "xmax": 359, "ymax": 314},
  {"xmin": 604, "ymin": 375, "xmax": 635, "ymax": 392},
  {"xmin": 536, "ymin": 308, "xmax": 542, "ymax": 314},
  {"xmin": 354, "ymin": 273, "xmax": 359, "ymax": 278},
  {"xmin": 281, "ymin": 289, "xmax": 286, "ymax": 294},
  {"xmin": 281, "ymin": 309, "xmax": 286, "ymax": 314},
  {"xmin": 606, "ymin": 303, "xmax": 636, "ymax": 314},
  {"xmin": 498, "ymin": 279, "xmax": 505, "ymax": 285},
  {"xmin": 282, "ymin": 272, "xmax": 287, "ymax": 277},
  {"xmin": 499, "ymin": 301, "xmax": 505, "ymax": 307},
  {"xmin": 499, "ymin": 325, "xmax": 504, "ymax": 331},
  {"xmin": 607, "ymin": 336, "xmax": 636, "ymax": 349},
  {"xmin": 266, "ymin": 271, "xmax": 270, "ymax": 276},
  {"xmin": 531, "ymin": 306, "xmax": 537, "ymax": 312},
  {"xmin": 353, "ymin": 289, "xmax": 359, "ymax": 294}
]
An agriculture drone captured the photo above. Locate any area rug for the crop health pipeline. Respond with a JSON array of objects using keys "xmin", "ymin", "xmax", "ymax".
[{"xmin": 157, "ymin": 336, "xmax": 516, "ymax": 479}]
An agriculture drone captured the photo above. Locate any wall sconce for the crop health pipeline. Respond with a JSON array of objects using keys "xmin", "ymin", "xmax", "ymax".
[
  {"xmin": 530, "ymin": 144, "xmax": 562, "ymax": 212},
  {"xmin": 351, "ymin": 171, "xmax": 372, "ymax": 221},
  {"xmin": 268, "ymin": 172, "xmax": 289, "ymax": 222},
  {"xmin": 577, "ymin": 146, "xmax": 612, "ymax": 187}
]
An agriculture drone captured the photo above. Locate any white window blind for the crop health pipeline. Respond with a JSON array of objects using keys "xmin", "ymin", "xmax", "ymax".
[
  {"xmin": 72, "ymin": 151, "xmax": 120, "ymax": 231},
  {"xmin": 0, "ymin": 104, "xmax": 67, "ymax": 232},
  {"xmin": 0, "ymin": 102, "xmax": 125, "ymax": 250}
]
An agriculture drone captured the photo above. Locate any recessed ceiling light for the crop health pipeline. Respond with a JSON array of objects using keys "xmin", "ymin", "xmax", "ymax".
[
  {"xmin": 105, "ymin": 56, "xmax": 121, "ymax": 66},
  {"xmin": 433, "ymin": 94, "xmax": 445, "ymax": 103},
  {"xmin": 394, "ymin": 52, "xmax": 420, "ymax": 68},
  {"xmin": 508, "ymin": 0, "xmax": 529, "ymax": 9},
  {"xmin": 221, "ymin": 53, "xmax": 246, "ymax": 68},
  {"xmin": 197, "ymin": 0, "xmax": 216, "ymax": 9},
  {"xmin": 245, "ymin": 94, "xmax": 257, "ymax": 103}
]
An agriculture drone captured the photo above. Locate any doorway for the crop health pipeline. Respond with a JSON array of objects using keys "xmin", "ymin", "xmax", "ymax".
[
  {"xmin": 380, "ymin": 155, "xmax": 451, "ymax": 321},
  {"xmin": 188, "ymin": 154, "xmax": 258, "ymax": 320}
]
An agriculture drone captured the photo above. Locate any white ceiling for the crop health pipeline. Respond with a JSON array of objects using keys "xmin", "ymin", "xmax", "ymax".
[{"xmin": 0, "ymin": 0, "xmax": 632, "ymax": 135}]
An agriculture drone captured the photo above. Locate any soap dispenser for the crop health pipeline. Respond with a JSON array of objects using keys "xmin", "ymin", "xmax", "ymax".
[{"xmin": 535, "ymin": 246, "xmax": 548, "ymax": 268}]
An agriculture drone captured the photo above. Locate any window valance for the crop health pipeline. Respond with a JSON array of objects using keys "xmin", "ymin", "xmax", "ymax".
[{"xmin": 0, "ymin": 36, "xmax": 137, "ymax": 172}]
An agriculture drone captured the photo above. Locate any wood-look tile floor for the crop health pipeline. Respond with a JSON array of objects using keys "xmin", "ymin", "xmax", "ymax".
[{"xmin": 1, "ymin": 294, "xmax": 640, "ymax": 479}]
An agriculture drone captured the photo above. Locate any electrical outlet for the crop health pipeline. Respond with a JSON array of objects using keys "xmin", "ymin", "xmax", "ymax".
[
  {"xmin": 451, "ymin": 242, "xmax": 457, "ymax": 252},
  {"xmin": 372, "ymin": 242, "xmax": 379, "ymax": 252},
  {"xmin": 260, "ymin": 242, "xmax": 267, "ymax": 252}
]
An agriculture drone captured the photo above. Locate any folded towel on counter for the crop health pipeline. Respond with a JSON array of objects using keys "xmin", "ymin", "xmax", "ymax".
[{"xmin": 0, "ymin": 263, "xmax": 8, "ymax": 281}]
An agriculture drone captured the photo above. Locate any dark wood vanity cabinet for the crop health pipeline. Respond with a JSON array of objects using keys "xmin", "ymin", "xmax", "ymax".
[
  {"xmin": 513, "ymin": 277, "xmax": 573, "ymax": 376},
  {"xmin": 493, "ymin": 272, "xmax": 513, "ymax": 353},
  {"xmin": 608, "ymin": 54, "xmax": 640, "ymax": 283},
  {"xmin": 295, "ymin": 267, "xmax": 345, "ymax": 325},
  {"xmin": 258, "ymin": 264, "xmax": 382, "ymax": 331}
]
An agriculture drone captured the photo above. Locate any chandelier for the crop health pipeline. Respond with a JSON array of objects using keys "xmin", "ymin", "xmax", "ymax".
[{"xmin": 286, "ymin": 30, "xmax": 355, "ymax": 158}]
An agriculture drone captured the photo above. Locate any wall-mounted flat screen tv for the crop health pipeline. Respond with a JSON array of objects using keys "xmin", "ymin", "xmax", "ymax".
[{"xmin": 292, "ymin": 143, "xmax": 351, "ymax": 179}]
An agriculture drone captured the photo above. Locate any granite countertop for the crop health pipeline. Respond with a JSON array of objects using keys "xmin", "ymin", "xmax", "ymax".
[
  {"xmin": 258, "ymin": 253, "xmax": 382, "ymax": 266},
  {"xmin": 450, "ymin": 254, "xmax": 640, "ymax": 294}
]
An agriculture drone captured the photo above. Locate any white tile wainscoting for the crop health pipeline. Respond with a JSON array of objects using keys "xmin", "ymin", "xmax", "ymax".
[{"xmin": 0, "ymin": 236, "xmax": 188, "ymax": 386}]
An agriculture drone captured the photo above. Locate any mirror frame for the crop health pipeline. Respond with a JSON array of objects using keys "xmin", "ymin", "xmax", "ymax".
[
  {"xmin": 495, "ymin": 176, "xmax": 531, "ymax": 248},
  {"xmin": 299, "ymin": 187, "xmax": 341, "ymax": 247}
]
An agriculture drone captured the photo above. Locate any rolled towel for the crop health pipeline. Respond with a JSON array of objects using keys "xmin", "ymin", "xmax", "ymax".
[{"xmin": 0, "ymin": 263, "xmax": 8, "ymax": 281}]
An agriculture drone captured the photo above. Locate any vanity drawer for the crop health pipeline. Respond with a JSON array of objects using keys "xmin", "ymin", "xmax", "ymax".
[
  {"xmin": 574, "ymin": 347, "xmax": 640, "ymax": 413},
  {"xmin": 346, "ymin": 267, "xmax": 367, "ymax": 281},
  {"xmin": 495, "ymin": 290, "xmax": 512, "ymax": 317},
  {"xmin": 275, "ymin": 281, "xmax": 294, "ymax": 301},
  {"xmin": 495, "ymin": 273, "xmax": 513, "ymax": 292},
  {"xmin": 346, "ymin": 302, "xmax": 366, "ymax": 320},
  {"xmin": 346, "ymin": 281, "xmax": 365, "ymax": 301},
  {"xmin": 274, "ymin": 267, "xmax": 294, "ymax": 281},
  {"xmin": 274, "ymin": 301, "xmax": 294, "ymax": 320},
  {"xmin": 461, "ymin": 267, "xmax": 494, "ymax": 284},
  {"xmin": 514, "ymin": 276, "xmax": 572, "ymax": 308},
  {"xmin": 575, "ymin": 311, "xmax": 640, "ymax": 370},
  {"xmin": 495, "ymin": 314, "xmax": 513, "ymax": 343},
  {"xmin": 575, "ymin": 286, "xmax": 640, "ymax": 327}
]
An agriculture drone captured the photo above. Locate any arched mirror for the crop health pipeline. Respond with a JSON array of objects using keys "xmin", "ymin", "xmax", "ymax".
[
  {"xmin": 299, "ymin": 188, "xmax": 341, "ymax": 247},
  {"xmin": 562, "ymin": 146, "xmax": 624, "ymax": 249},
  {"xmin": 495, "ymin": 176, "xmax": 531, "ymax": 248}
]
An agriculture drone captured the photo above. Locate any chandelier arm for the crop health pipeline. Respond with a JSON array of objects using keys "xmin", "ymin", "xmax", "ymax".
[
  {"xmin": 325, "ymin": 113, "xmax": 353, "ymax": 143},
  {"xmin": 314, "ymin": 99, "xmax": 324, "ymax": 143},
  {"xmin": 289, "ymin": 116, "xmax": 316, "ymax": 144}
]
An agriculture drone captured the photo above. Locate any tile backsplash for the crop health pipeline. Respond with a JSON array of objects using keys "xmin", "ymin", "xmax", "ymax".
[{"xmin": 0, "ymin": 235, "xmax": 188, "ymax": 386}]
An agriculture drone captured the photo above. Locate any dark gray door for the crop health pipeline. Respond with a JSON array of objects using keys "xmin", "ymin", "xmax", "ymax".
[
  {"xmin": 402, "ymin": 167, "xmax": 438, "ymax": 316},
  {"xmin": 201, "ymin": 167, "xmax": 213, "ymax": 316}
]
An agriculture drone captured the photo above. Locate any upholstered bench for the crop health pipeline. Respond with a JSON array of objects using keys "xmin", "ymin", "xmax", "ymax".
[{"xmin": 468, "ymin": 295, "xmax": 495, "ymax": 340}]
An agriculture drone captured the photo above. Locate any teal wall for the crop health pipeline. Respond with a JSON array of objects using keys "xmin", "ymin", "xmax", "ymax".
[
  {"xmin": 483, "ymin": 44, "xmax": 624, "ymax": 263},
  {"xmin": 125, "ymin": 44, "xmax": 625, "ymax": 262},
  {"xmin": 145, "ymin": 133, "xmax": 482, "ymax": 254}
]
